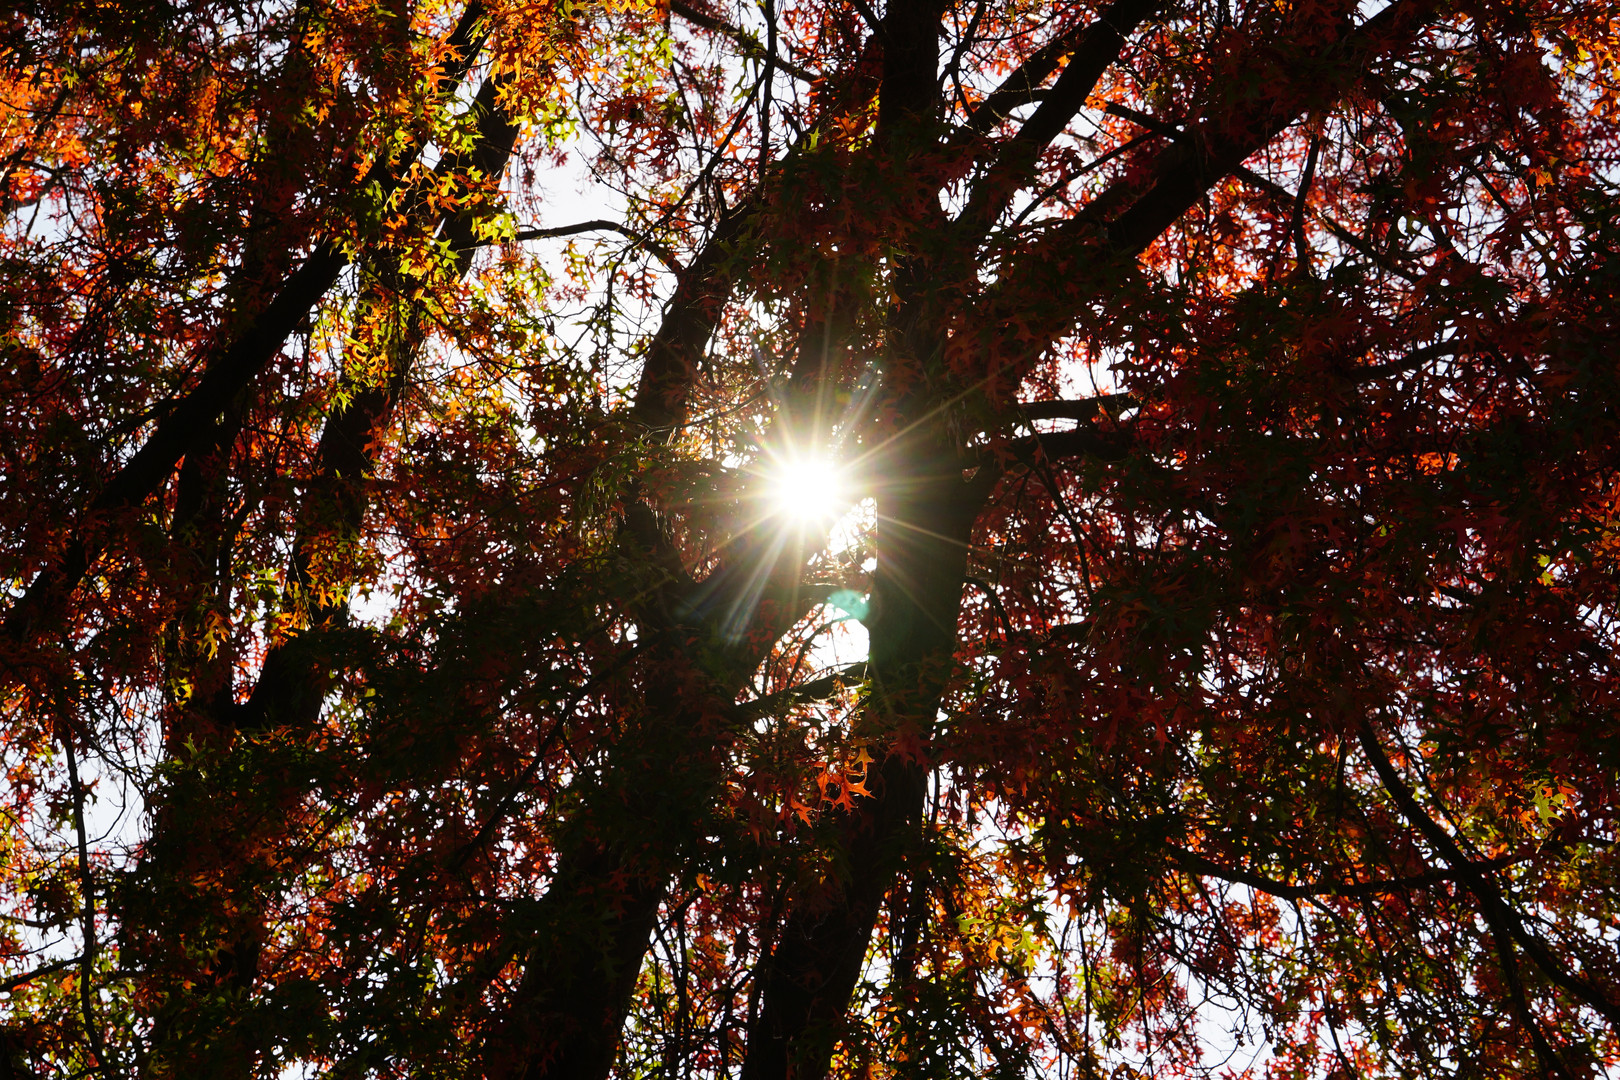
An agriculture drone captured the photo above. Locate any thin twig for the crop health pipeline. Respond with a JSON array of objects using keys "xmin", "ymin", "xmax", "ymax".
[
  {"xmin": 669, "ymin": 0, "xmax": 818, "ymax": 82},
  {"xmin": 63, "ymin": 739, "xmax": 112, "ymax": 1079},
  {"xmin": 737, "ymin": 661, "xmax": 868, "ymax": 720},
  {"xmin": 504, "ymin": 220, "xmax": 683, "ymax": 273},
  {"xmin": 1169, "ymin": 844, "xmax": 1527, "ymax": 901}
]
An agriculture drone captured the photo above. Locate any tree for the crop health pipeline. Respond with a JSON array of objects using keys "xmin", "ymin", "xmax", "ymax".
[{"xmin": 3, "ymin": 0, "xmax": 1620, "ymax": 1074}]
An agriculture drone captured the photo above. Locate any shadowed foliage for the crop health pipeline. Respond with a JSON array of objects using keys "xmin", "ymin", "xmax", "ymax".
[{"xmin": 4, "ymin": 0, "xmax": 1620, "ymax": 1076}]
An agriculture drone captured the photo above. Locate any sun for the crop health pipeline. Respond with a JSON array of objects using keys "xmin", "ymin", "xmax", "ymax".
[{"xmin": 768, "ymin": 454, "xmax": 846, "ymax": 524}]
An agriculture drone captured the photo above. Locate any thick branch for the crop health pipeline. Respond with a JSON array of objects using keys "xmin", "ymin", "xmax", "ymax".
[
  {"xmin": 1169, "ymin": 844, "xmax": 1527, "ymax": 901},
  {"xmin": 1356, "ymin": 719, "xmax": 1620, "ymax": 1032},
  {"xmin": 958, "ymin": 23, "xmax": 1090, "ymax": 137},
  {"xmin": 1, "ymin": 3, "xmax": 491, "ymax": 649},
  {"xmin": 1018, "ymin": 394, "xmax": 1133, "ymax": 421},
  {"xmin": 131, "ymin": 65, "xmax": 531, "ymax": 1077},
  {"xmin": 970, "ymin": 0, "xmax": 1441, "ymax": 406},
  {"xmin": 957, "ymin": 0, "xmax": 1159, "ymax": 231},
  {"xmin": 0, "ymin": 956, "xmax": 82, "ymax": 994},
  {"xmin": 628, "ymin": 205, "xmax": 751, "ymax": 433},
  {"xmin": 1005, "ymin": 425, "xmax": 1131, "ymax": 463},
  {"xmin": 1104, "ymin": 101, "xmax": 1420, "ymax": 281},
  {"xmin": 1102, "ymin": 0, "xmax": 1437, "ymax": 258}
]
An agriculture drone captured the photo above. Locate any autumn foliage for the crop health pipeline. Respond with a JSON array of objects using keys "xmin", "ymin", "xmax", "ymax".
[{"xmin": 4, "ymin": 0, "xmax": 1620, "ymax": 1075}]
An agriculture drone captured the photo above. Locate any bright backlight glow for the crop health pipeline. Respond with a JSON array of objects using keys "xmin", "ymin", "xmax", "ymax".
[{"xmin": 770, "ymin": 455, "xmax": 846, "ymax": 522}]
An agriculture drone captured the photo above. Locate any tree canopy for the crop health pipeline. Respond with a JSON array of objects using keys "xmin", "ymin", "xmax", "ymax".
[{"xmin": 4, "ymin": 0, "xmax": 1620, "ymax": 1075}]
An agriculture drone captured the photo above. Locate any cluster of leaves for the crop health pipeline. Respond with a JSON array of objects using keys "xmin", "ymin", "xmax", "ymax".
[{"xmin": 3, "ymin": 0, "xmax": 1620, "ymax": 1076}]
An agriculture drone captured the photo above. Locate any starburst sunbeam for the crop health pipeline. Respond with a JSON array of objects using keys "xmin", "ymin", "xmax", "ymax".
[{"xmin": 765, "ymin": 453, "xmax": 847, "ymax": 524}]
